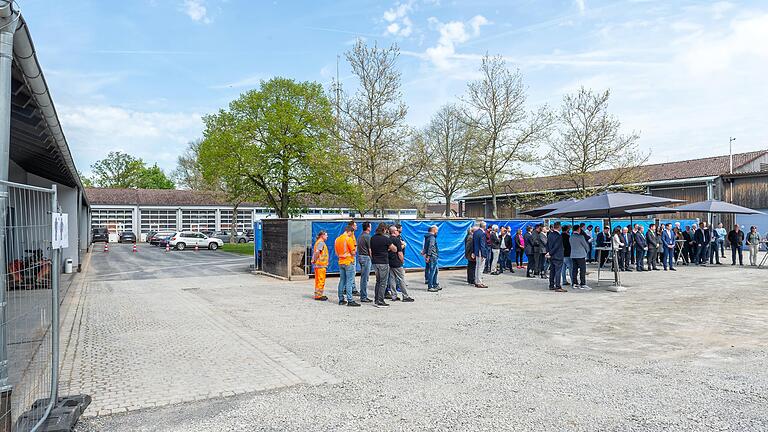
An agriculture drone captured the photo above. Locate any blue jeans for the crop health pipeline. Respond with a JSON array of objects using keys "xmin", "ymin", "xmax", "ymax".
[
  {"xmin": 338, "ymin": 263, "xmax": 354, "ymax": 302},
  {"xmin": 561, "ymin": 257, "xmax": 572, "ymax": 284},
  {"xmin": 498, "ymin": 249, "xmax": 510, "ymax": 272},
  {"xmin": 358, "ymin": 255, "xmax": 371, "ymax": 300},
  {"xmin": 426, "ymin": 258, "xmax": 439, "ymax": 288},
  {"xmin": 663, "ymin": 246, "xmax": 675, "ymax": 269}
]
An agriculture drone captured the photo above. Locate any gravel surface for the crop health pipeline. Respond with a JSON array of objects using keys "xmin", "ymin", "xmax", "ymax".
[{"xmin": 76, "ymin": 263, "xmax": 768, "ymax": 431}]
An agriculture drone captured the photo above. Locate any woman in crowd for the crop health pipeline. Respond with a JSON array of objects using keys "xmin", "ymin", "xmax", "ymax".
[
  {"xmin": 611, "ymin": 227, "xmax": 624, "ymax": 272},
  {"xmin": 746, "ymin": 225, "xmax": 761, "ymax": 266},
  {"xmin": 514, "ymin": 228, "xmax": 525, "ymax": 269}
]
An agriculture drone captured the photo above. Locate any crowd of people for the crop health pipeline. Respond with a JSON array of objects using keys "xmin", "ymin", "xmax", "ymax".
[
  {"xmin": 311, "ymin": 220, "xmax": 438, "ymax": 307},
  {"xmin": 310, "ymin": 219, "xmax": 765, "ymax": 303}
]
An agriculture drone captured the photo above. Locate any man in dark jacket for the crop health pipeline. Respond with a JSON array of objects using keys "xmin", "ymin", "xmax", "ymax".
[
  {"xmin": 464, "ymin": 227, "xmax": 476, "ymax": 285},
  {"xmin": 682, "ymin": 226, "xmax": 694, "ymax": 265},
  {"xmin": 727, "ymin": 224, "xmax": 744, "ymax": 266},
  {"xmin": 645, "ymin": 223, "xmax": 660, "ymax": 270},
  {"xmin": 472, "ymin": 221, "xmax": 489, "ymax": 288},
  {"xmin": 424, "ymin": 225, "xmax": 440, "ymax": 292},
  {"xmin": 596, "ymin": 226, "xmax": 611, "ymax": 268},
  {"xmin": 546, "ymin": 222, "xmax": 566, "ymax": 292},
  {"xmin": 524, "ymin": 226, "xmax": 536, "ymax": 277},
  {"xmin": 633, "ymin": 225, "xmax": 647, "ymax": 271}
]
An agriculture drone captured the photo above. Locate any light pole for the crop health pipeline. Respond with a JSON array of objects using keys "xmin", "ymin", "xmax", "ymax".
[
  {"xmin": 729, "ymin": 137, "xmax": 736, "ymax": 174},
  {"xmin": 728, "ymin": 137, "xmax": 736, "ymax": 203}
]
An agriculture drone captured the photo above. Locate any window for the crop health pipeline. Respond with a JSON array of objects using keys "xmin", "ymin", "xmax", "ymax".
[
  {"xmin": 91, "ymin": 208, "xmax": 133, "ymax": 233},
  {"xmin": 140, "ymin": 209, "xmax": 177, "ymax": 234},
  {"xmin": 220, "ymin": 209, "xmax": 254, "ymax": 232},
  {"xmin": 181, "ymin": 209, "xmax": 215, "ymax": 231}
]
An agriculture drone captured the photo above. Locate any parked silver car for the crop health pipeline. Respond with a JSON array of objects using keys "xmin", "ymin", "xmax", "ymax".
[
  {"xmin": 210, "ymin": 230, "xmax": 249, "ymax": 243},
  {"xmin": 169, "ymin": 232, "xmax": 224, "ymax": 250}
]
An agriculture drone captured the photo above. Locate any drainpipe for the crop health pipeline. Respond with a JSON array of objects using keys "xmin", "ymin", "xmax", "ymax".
[{"xmin": 0, "ymin": 1, "xmax": 17, "ymax": 429}]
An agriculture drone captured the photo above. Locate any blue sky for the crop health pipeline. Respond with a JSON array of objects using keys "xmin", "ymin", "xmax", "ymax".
[{"xmin": 18, "ymin": 0, "xmax": 768, "ymax": 176}]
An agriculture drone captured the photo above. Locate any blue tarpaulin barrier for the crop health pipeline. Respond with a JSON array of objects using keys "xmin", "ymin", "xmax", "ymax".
[{"xmin": 310, "ymin": 219, "xmax": 542, "ymax": 273}]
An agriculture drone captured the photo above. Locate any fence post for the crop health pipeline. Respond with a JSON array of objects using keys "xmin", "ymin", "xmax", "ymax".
[
  {"xmin": 0, "ymin": 2, "xmax": 18, "ymax": 430},
  {"xmin": 49, "ymin": 185, "xmax": 59, "ymax": 406}
]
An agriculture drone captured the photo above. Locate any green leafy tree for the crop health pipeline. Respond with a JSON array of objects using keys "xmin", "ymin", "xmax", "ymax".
[
  {"xmin": 199, "ymin": 77, "xmax": 353, "ymax": 218},
  {"xmin": 135, "ymin": 164, "xmax": 175, "ymax": 189},
  {"xmin": 89, "ymin": 151, "xmax": 144, "ymax": 188}
]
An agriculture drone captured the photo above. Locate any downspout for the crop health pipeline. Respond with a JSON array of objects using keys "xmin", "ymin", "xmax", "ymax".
[{"xmin": 0, "ymin": 3, "xmax": 18, "ymax": 427}]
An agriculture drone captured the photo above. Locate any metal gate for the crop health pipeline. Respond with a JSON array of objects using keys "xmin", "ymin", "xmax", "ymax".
[{"xmin": 0, "ymin": 180, "xmax": 60, "ymax": 431}]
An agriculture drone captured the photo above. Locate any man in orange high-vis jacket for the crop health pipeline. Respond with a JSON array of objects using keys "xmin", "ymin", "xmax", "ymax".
[
  {"xmin": 311, "ymin": 230, "xmax": 329, "ymax": 301},
  {"xmin": 334, "ymin": 225, "xmax": 360, "ymax": 307}
]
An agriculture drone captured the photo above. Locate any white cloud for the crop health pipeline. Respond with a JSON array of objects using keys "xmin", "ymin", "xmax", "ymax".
[
  {"xmin": 60, "ymin": 105, "xmax": 202, "ymax": 173},
  {"xmin": 424, "ymin": 15, "xmax": 490, "ymax": 70},
  {"xmin": 383, "ymin": 1, "xmax": 415, "ymax": 37},
  {"xmin": 182, "ymin": 0, "xmax": 210, "ymax": 24},
  {"xmin": 575, "ymin": 0, "xmax": 586, "ymax": 15},
  {"xmin": 211, "ymin": 74, "xmax": 264, "ymax": 89}
]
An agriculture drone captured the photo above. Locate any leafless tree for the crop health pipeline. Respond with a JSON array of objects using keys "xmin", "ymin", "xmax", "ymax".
[
  {"xmin": 543, "ymin": 87, "xmax": 648, "ymax": 198},
  {"xmin": 421, "ymin": 104, "xmax": 472, "ymax": 217},
  {"xmin": 173, "ymin": 140, "xmax": 208, "ymax": 190},
  {"xmin": 336, "ymin": 39, "xmax": 426, "ymax": 216},
  {"xmin": 462, "ymin": 55, "xmax": 553, "ymax": 218}
]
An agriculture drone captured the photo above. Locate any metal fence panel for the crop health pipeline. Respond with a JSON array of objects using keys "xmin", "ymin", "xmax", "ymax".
[{"xmin": 0, "ymin": 180, "xmax": 58, "ymax": 431}]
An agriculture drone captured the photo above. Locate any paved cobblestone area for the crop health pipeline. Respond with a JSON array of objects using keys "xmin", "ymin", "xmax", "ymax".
[
  {"xmin": 61, "ymin": 247, "xmax": 334, "ymax": 417},
  {"xmin": 72, "ymin": 249, "xmax": 768, "ymax": 431}
]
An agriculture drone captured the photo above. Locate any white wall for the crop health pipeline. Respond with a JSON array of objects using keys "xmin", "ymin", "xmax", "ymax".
[{"xmin": 26, "ymin": 173, "xmax": 83, "ymax": 268}]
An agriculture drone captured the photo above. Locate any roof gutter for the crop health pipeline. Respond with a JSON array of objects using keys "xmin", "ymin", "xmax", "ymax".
[
  {"xmin": 459, "ymin": 176, "xmax": 720, "ymax": 201},
  {"xmin": 12, "ymin": 14, "xmax": 86, "ymax": 198}
]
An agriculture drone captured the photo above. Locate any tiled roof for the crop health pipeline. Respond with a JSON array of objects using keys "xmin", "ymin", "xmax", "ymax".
[
  {"xmin": 85, "ymin": 188, "xmax": 263, "ymax": 207},
  {"xmin": 464, "ymin": 150, "xmax": 768, "ymax": 198}
]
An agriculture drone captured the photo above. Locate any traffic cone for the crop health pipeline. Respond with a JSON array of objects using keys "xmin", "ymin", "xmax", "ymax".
[
  {"xmin": 103, "ymin": 243, "xmax": 109, "ymax": 253},
  {"xmin": 132, "ymin": 243, "xmax": 137, "ymax": 253},
  {"xmin": 194, "ymin": 244, "xmax": 199, "ymax": 253},
  {"xmin": 165, "ymin": 243, "xmax": 170, "ymax": 253}
]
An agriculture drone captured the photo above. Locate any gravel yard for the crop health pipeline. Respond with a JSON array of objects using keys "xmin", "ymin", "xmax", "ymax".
[{"xmin": 75, "ymin": 260, "xmax": 768, "ymax": 431}]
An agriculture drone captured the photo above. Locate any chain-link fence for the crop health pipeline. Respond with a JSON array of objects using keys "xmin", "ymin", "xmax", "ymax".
[{"xmin": 0, "ymin": 180, "xmax": 59, "ymax": 431}]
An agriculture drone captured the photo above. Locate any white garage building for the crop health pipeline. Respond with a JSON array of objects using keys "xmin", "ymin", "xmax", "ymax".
[{"xmin": 86, "ymin": 188, "xmax": 418, "ymax": 239}]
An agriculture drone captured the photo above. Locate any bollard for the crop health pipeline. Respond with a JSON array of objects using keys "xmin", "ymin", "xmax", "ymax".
[
  {"xmin": 194, "ymin": 244, "xmax": 199, "ymax": 253},
  {"xmin": 103, "ymin": 242, "xmax": 109, "ymax": 253},
  {"xmin": 165, "ymin": 243, "xmax": 170, "ymax": 253},
  {"xmin": 132, "ymin": 243, "xmax": 137, "ymax": 253}
]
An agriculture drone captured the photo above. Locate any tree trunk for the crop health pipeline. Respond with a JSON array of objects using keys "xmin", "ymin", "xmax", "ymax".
[
  {"xmin": 444, "ymin": 195, "xmax": 452, "ymax": 219},
  {"xmin": 229, "ymin": 204, "xmax": 238, "ymax": 244}
]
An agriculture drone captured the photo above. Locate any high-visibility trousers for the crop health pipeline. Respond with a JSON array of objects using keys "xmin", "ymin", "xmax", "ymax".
[{"xmin": 314, "ymin": 267, "xmax": 326, "ymax": 298}]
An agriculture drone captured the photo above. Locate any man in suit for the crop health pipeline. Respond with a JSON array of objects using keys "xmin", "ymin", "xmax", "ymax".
[
  {"xmin": 621, "ymin": 227, "xmax": 633, "ymax": 271},
  {"xmin": 696, "ymin": 221, "xmax": 711, "ymax": 265},
  {"xmin": 709, "ymin": 224, "xmax": 721, "ymax": 265},
  {"xmin": 538, "ymin": 225, "xmax": 549, "ymax": 279},
  {"xmin": 633, "ymin": 225, "xmax": 647, "ymax": 271},
  {"xmin": 546, "ymin": 222, "xmax": 566, "ymax": 292},
  {"xmin": 645, "ymin": 223, "xmax": 660, "ymax": 271},
  {"xmin": 596, "ymin": 226, "xmax": 611, "ymax": 268},
  {"xmin": 683, "ymin": 225, "xmax": 695, "ymax": 265},
  {"xmin": 727, "ymin": 224, "xmax": 744, "ymax": 266},
  {"xmin": 661, "ymin": 223, "xmax": 677, "ymax": 271},
  {"xmin": 472, "ymin": 221, "xmax": 489, "ymax": 288},
  {"xmin": 524, "ymin": 226, "xmax": 537, "ymax": 278}
]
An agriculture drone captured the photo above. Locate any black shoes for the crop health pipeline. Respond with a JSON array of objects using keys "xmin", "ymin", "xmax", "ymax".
[
  {"xmin": 360, "ymin": 297, "xmax": 373, "ymax": 303},
  {"xmin": 374, "ymin": 301, "xmax": 389, "ymax": 307},
  {"xmin": 402, "ymin": 297, "xmax": 415, "ymax": 302},
  {"xmin": 352, "ymin": 291, "xmax": 360, "ymax": 296},
  {"xmin": 338, "ymin": 300, "xmax": 347, "ymax": 305},
  {"xmin": 347, "ymin": 301, "xmax": 361, "ymax": 307},
  {"xmin": 314, "ymin": 295, "xmax": 328, "ymax": 301},
  {"xmin": 427, "ymin": 287, "xmax": 439, "ymax": 292}
]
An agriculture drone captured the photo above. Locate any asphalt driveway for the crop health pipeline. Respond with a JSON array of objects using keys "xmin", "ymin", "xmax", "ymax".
[{"xmin": 85, "ymin": 242, "xmax": 254, "ymax": 281}]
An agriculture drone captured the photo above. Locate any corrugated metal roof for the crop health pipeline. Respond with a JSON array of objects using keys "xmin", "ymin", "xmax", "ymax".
[{"xmin": 464, "ymin": 150, "xmax": 768, "ymax": 199}]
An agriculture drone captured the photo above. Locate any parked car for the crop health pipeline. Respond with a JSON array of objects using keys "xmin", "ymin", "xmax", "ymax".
[
  {"xmin": 210, "ymin": 231, "xmax": 249, "ymax": 243},
  {"xmin": 157, "ymin": 234, "xmax": 173, "ymax": 248},
  {"xmin": 149, "ymin": 231, "xmax": 175, "ymax": 245},
  {"xmin": 168, "ymin": 232, "xmax": 224, "ymax": 251},
  {"xmin": 245, "ymin": 229, "xmax": 254, "ymax": 242},
  {"xmin": 119, "ymin": 231, "xmax": 137, "ymax": 243},
  {"xmin": 145, "ymin": 230, "xmax": 157, "ymax": 243},
  {"xmin": 91, "ymin": 228, "xmax": 108, "ymax": 243}
]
